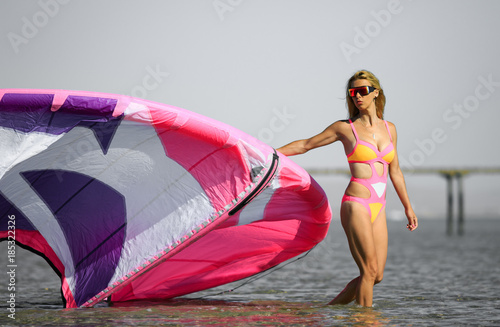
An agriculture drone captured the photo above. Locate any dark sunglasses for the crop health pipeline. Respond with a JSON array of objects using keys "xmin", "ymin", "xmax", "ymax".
[{"xmin": 348, "ymin": 86, "xmax": 376, "ymax": 97}]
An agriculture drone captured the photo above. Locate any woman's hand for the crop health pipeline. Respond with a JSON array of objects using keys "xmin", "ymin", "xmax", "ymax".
[{"xmin": 405, "ymin": 208, "xmax": 418, "ymax": 231}]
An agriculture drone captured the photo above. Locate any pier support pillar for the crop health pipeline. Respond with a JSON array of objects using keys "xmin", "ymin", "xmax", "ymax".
[
  {"xmin": 441, "ymin": 171, "xmax": 467, "ymax": 236},
  {"xmin": 457, "ymin": 173, "xmax": 464, "ymax": 236},
  {"xmin": 445, "ymin": 174, "xmax": 454, "ymax": 236}
]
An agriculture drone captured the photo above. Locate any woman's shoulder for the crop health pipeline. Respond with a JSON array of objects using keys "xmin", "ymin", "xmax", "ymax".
[
  {"xmin": 384, "ymin": 120, "xmax": 397, "ymax": 129},
  {"xmin": 383, "ymin": 120, "xmax": 398, "ymax": 137},
  {"xmin": 330, "ymin": 119, "xmax": 351, "ymax": 127},
  {"xmin": 325, "ymin": 119, "xmax": 351, "ymax": 132},
  {"xmin": 322, "ymin": 120, "xmax": 352, "ymax": 140}
]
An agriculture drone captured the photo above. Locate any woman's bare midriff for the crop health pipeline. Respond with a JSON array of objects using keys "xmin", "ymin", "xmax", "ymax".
[{"xmin": 344, "ymin": 162, "xmax": 384, "ymax": 199}]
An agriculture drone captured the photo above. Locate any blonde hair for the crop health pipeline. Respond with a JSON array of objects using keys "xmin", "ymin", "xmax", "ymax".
[{"xmin": 346, "ymin": 70, "xmax": 386, "ymax": 119}]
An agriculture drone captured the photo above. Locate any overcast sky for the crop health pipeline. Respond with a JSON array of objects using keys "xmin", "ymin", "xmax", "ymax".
[{"xmin": 1, "ymin": 0, "xmax": 499, "ymax": 220}]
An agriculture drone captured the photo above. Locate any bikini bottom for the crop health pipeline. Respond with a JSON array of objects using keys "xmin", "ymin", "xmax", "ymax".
[{"xmin": 341, "ymin": 178, "xmax": 387, "ymax": 223}]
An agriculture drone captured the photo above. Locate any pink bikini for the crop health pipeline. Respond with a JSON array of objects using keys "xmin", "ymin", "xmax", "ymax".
[{"xmin": 342, "ymin": 119, "xmax": 395, "ymax": 223}]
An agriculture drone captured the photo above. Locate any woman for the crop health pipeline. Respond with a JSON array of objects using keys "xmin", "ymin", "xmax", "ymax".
[{"xmin": 277, "ymin": 70, "xmax": 418, "ymax": 307}]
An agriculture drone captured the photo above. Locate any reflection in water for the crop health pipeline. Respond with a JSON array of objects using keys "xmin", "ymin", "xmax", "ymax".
[
  {"xmin": 11, "ymin": 299, "xmax": 394, "ymax": 326},
  {"xmin": 326, "ymin": 305, "xmax": 390, "ymax": 326},
  {"xmin": 110, "ymin": 299, "xmax": 325, "ymax": 326},
  {"xmin": 13, "ymin": 299, "xmax": 327, "ymax": 326}
]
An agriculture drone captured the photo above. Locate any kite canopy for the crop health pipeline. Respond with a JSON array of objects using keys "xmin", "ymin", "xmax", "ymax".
[{"xmin": 0, "ymin": 89, "xmax": 332, "ymax": 308}]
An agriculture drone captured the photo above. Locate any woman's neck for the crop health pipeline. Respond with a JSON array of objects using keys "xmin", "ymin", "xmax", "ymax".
[{"xmin": 356, "ymin": 109, "xmax": 378, "ymax": 127}]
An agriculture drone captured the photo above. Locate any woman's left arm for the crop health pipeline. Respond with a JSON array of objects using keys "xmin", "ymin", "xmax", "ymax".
[{"xmin": 388, "ymin": 122, "xmax": 418, "ymax": 231}]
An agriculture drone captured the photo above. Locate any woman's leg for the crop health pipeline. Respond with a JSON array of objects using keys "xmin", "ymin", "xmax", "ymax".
[
  {"xmin": 372, "ymin": 209, "xmax": 388, "ymax": 284},
  {"xmin": 328, "ymin": 276, "xmax": 359, "ymax": 305},
  {"xmin": 329, "ymin": 201, "xmax": 379, "ymax": 306}
]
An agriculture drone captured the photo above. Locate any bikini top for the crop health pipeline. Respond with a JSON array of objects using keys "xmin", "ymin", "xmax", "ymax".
[{"xmin": 346, "ymin": 119, "xmax": 395, "ymax": 164}]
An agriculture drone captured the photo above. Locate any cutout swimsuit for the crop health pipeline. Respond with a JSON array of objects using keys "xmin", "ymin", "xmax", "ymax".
[{"xmin": 342, "ymin": 119, "xmax": 395, "ymax": 223}]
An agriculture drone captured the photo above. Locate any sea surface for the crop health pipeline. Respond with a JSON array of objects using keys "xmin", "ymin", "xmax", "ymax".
[{"xmin": 0, "ymin": 217, "xmax": 499, "ymax": 326}]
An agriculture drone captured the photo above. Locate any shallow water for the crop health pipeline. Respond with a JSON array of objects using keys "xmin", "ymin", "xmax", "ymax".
[{"xmin": 1, "ymin": 218, "xmax": 499, "ymax": 326}]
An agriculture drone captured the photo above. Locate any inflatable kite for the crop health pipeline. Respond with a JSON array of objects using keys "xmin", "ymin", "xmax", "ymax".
[{"xmin": 0, "ymin": 89, "xmax": 331, "ymax": 308}]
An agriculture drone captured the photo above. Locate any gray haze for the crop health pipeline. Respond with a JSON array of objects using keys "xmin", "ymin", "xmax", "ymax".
[{"xmin": 1, "ymin": 0, "xmax": 499, "ymax": 219}]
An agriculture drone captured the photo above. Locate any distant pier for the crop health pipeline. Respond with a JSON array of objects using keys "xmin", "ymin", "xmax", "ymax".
[{"xmin": 306, "ymin": 167, "xmax": 500, "ymax": 236}]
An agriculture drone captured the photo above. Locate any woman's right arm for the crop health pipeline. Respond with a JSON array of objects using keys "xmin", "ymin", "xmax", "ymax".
[{"xmin": 276, "ymin": 121, "xmax": 343, "ymax": 156}]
